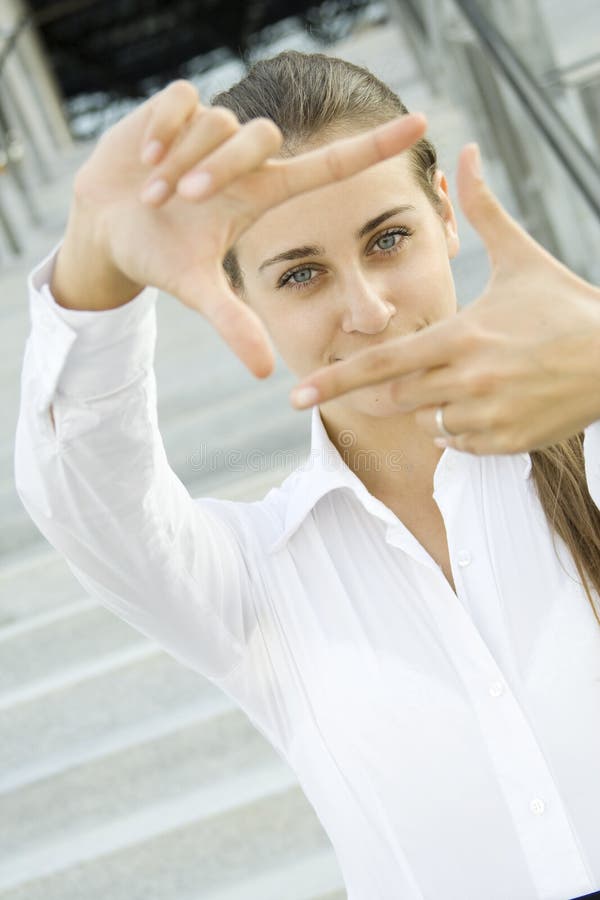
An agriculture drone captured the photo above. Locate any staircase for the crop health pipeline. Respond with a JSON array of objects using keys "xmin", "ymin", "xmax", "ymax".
[{"xmin": 0, "ymin": 8, "xmax": 594, "ymax": 899}]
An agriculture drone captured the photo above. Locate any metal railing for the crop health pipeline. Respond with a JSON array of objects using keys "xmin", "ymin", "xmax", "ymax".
[
  {"xmin": 0, "ymin": 0, "xmax": 73, "ymax": 263},
  {"xmin": 543, "ymin": 51, "xmax": 600, "ymax": 154},
  {"xmin": 2, "ymin": 0, "xmax": 599, "ymax": 275},
  {"xmin": 386, "ymin": 0, "xmax": 600, "ymax": 284},
  {"xmin": 454, "ymin": 0, "xmax": 599, "ymax": 219}
]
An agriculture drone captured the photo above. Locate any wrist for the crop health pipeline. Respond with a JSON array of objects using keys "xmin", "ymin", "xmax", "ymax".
[{"xmin": 51, "ymin": 208, "xmax": 145, "ymax": 311}]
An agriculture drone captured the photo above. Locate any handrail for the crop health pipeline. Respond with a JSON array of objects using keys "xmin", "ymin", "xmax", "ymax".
[
  {"xmin": 545, "ymin": 50, "xmax": 600, "ymax": 82},
  {"xmin": 453, "ymin": 0, "xmax": 600, "ymax": 221},
  {"xmin": 543, "ymin": 52, "xmax": 600, "ymax": 88},
  {"xmin": 0, "ymin": 0, "xmax": 101, "ymax": 80},
  {"xmin": 0, "ymin": 13, "xmax": 30, "ymax": 78}
]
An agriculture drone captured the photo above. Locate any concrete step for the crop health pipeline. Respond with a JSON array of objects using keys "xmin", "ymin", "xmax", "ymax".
[
  {"xmin": 0, "ymin": 602, "xmax": 151, "ymax": 698},
  {"xmin": 0, "ymin": 650, "xmax": 226, "ymax": 788},
  {"xmin": 0, "ymin": 776, "xmax": 341, "ymax": 900},
  {"xmin": 536, "ymin": 0, "xmax": 600, "ymax": 67},
  {"xmin": 0, "ymin": 547, "xmax": 89, "ymax": 626},
  {"xmin": 199, "ymin": 848, "xmax": 346, "ymax": 900},
  {"xmin": 0, "ymin": 707, "xmax": 288, "ymax": 863},
  {"xmin": 0, "ymin": 139, "xmax": 92, "ymax": 275},
  {"xmin": 0, "ymin": 439, "xmax": 302, "ymax": 628}
]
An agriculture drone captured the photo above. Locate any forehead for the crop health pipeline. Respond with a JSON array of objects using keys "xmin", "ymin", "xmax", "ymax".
[{"xmin": 237, "ymin": 153, "xmax": 424, "ymax": 263}]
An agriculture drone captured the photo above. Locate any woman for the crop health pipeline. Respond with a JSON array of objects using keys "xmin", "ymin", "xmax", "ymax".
[{"xmin": 15, "ymin": 51, "xmax": 600, "ymax": 899}]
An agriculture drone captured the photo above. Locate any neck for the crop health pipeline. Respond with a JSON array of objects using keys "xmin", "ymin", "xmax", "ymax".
[{"xmin": 318, "ymin": 400, "xmax": 444, "ymax": 503}]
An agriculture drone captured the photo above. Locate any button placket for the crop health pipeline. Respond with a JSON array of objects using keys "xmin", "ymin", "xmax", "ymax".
[{"xmin": 420, "ymin": 466, "xmax": 594, "ymax": 897}]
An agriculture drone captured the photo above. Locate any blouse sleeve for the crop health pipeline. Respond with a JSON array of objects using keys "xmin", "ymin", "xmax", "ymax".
[{"xmin": 14, "ymin": 240, "xmax": 258, "ymax": 681}]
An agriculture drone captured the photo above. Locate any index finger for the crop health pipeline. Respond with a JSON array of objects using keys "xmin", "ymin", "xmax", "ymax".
[
  {"xmin": 263, "ymin": 112, "xmax": 428, "ymax": 208},
  {"xmin": 289, "ymin": 317, "xmax": 463, "ymax": 408}
]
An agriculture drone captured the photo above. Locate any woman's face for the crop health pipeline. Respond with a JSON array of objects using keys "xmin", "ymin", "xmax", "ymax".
[{"xmin": 235, "ymin": 149, "xmax": 460, "ymax": 418}]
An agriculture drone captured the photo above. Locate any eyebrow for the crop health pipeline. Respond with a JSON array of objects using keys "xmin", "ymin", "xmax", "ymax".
[{"xmin": 257, "ymin": 204, "xmax": 417, "ymax": 273}]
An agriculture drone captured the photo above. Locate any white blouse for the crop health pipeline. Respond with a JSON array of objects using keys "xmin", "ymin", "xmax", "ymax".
[{"xmin": 15, "ymin": 241, "xmax": 600, "ymax": 900}]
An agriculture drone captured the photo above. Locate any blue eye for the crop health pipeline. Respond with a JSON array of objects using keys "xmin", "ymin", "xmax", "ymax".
[
  {"xmin": 370, "ymin": 226, "xmax": 413, "ymax": 255},
  {"xmin": 278, "ymin": 266, "xmax": 320, "ymax": 290},
  {"xmin": 291, "ymin": 268, "xmax": 313, "ymax": 284},
  {"xmin": 376, "ymin": 233, "xmax": 397, "ymax": 251},
  {"xmin": 277, "ymin": 226, "xmax": 413, "ymax": 292}
]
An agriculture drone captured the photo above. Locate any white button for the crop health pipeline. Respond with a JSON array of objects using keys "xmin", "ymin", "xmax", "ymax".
[
  {"xmin": 488, "ymin": 681, "xmax": 505, "ymax": 697},
  {"xmin": 530, "ymin": 798, "xmax": 546, "ymax": 815},
  {"xmin": 457, "ymin": 550, "xmax": 472, "ymax": 567}
]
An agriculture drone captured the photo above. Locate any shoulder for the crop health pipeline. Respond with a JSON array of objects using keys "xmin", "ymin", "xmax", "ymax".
[{"xmin": 192, "ymin": 466, "xmax": 305, "ymax": 554}]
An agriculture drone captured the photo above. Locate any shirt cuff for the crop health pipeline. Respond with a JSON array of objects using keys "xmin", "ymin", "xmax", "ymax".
[{"xmin": 27, "ymin": 238, "xmax": 159, "ymax": 408}]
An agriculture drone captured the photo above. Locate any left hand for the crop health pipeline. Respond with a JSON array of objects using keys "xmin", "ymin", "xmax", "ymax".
[{"xmin": 289, "ymin": 143, "xmax": 600, "ymax": 454}]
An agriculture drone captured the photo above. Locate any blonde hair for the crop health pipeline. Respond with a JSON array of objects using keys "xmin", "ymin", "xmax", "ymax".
[{"xmin": 212, "ymin": 50, "xmax": 600, "ymax": 624}]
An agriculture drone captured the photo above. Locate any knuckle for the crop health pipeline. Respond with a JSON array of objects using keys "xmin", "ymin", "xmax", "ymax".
[
  {"xmin": 389, "ymin": 380, "xmax": 410, "ymax": 408},
  {"xmin": 481, "ymin": 404, "xmax": 500, "ymax": 431},
  {"xmin": 364, "ymin": 347, "xmax": 394, "ymax": 376},
  {"xmin": 371, "ymin": 127, "xmax": 386, "ymax": 161},
  {"xmin": 388, "ymin": 380, "xmax": 402, "ymax": 404},
  {"xmin": 480, "ymin": 399, "xmax": 511, "ymax": 436},
  {"xmin": 465, "ymin": 367, "xmax": 496, "ymax": 395},
  {"xmin": 324, "ymin": 145, "xmax": 346, "ymax": 182},
  {"xmin": 459, "ymin": 322, "xmax": 487, "ymax": 352},
  {"xmin": 462, "ymin": 436, "xmax": 477, "ymax": 454},
  {"xmin": 265, "ymin": 159, "xmax": 293, "ymax": 205},
  {"xmin": 494, "ymin": 430, "xmax": 514, "ymax": 453}
]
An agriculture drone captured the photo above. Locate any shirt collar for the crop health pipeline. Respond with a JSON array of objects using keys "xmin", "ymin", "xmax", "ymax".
[{"xmin": 267, "ymin": 405, "xmax": 532, "ymax": 554}]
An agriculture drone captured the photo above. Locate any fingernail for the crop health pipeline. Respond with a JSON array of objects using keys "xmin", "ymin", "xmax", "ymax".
[
  {"xmin": 433, "ymin": 437, "xmax": 448, "ymax": 448},
  {"xmin": 290, "ymin": 386, "xmax": 319, "ymax": 408},
  {"xmin": 140, "ymin": 179, "xmax": 169, "ymax": 204},
  {"xmin": 177, "ymin": 171, "xmax": 212, "ymax": 198},
  {"xmin": 141, "ymin": 140, "xmax": 164, "ymax": 165}
]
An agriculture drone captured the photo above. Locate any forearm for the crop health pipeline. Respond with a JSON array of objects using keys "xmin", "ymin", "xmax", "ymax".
[{"xmin": 51, "ymin": 205, "xmax": 145, "ymax": 311}]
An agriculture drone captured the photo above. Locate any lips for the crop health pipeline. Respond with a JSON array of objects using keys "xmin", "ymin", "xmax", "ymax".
[
  {"xmin": 330, "ymin": 342, "xmax": 391, "ymax": 364},
  {"xmin": 329, "ymin": 325, "xmax": 424, "ymax": 365}
]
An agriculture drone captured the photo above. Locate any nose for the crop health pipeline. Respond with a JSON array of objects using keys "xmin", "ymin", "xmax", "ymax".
[{"xmin": 340, "ymin": 271, "xmax": 396, "ymax": 334}]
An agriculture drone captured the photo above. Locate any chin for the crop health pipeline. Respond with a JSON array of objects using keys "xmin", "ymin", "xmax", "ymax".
[{"xmin": 326, "ymin": 381, "xmax": 408, "ymax": 419}]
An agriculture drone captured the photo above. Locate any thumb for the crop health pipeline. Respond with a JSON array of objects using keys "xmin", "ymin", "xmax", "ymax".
[
  {"xmin": 174, "ymin": 261, "xmax": 276, "ymax": 379},
  {"xmin": 456, "ymin": 143, "xmax": 536, "ymax": 269}
]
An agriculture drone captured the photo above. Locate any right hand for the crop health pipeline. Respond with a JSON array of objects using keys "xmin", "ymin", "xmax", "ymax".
[{"xmin": 62, "ymin": 79, "xmax": 427, "ymax": 377}]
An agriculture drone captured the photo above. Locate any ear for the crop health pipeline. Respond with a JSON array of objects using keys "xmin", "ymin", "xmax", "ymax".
[{"xmin": 432, "ymin": 169, "xmax": 460, "ymax": 259}]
